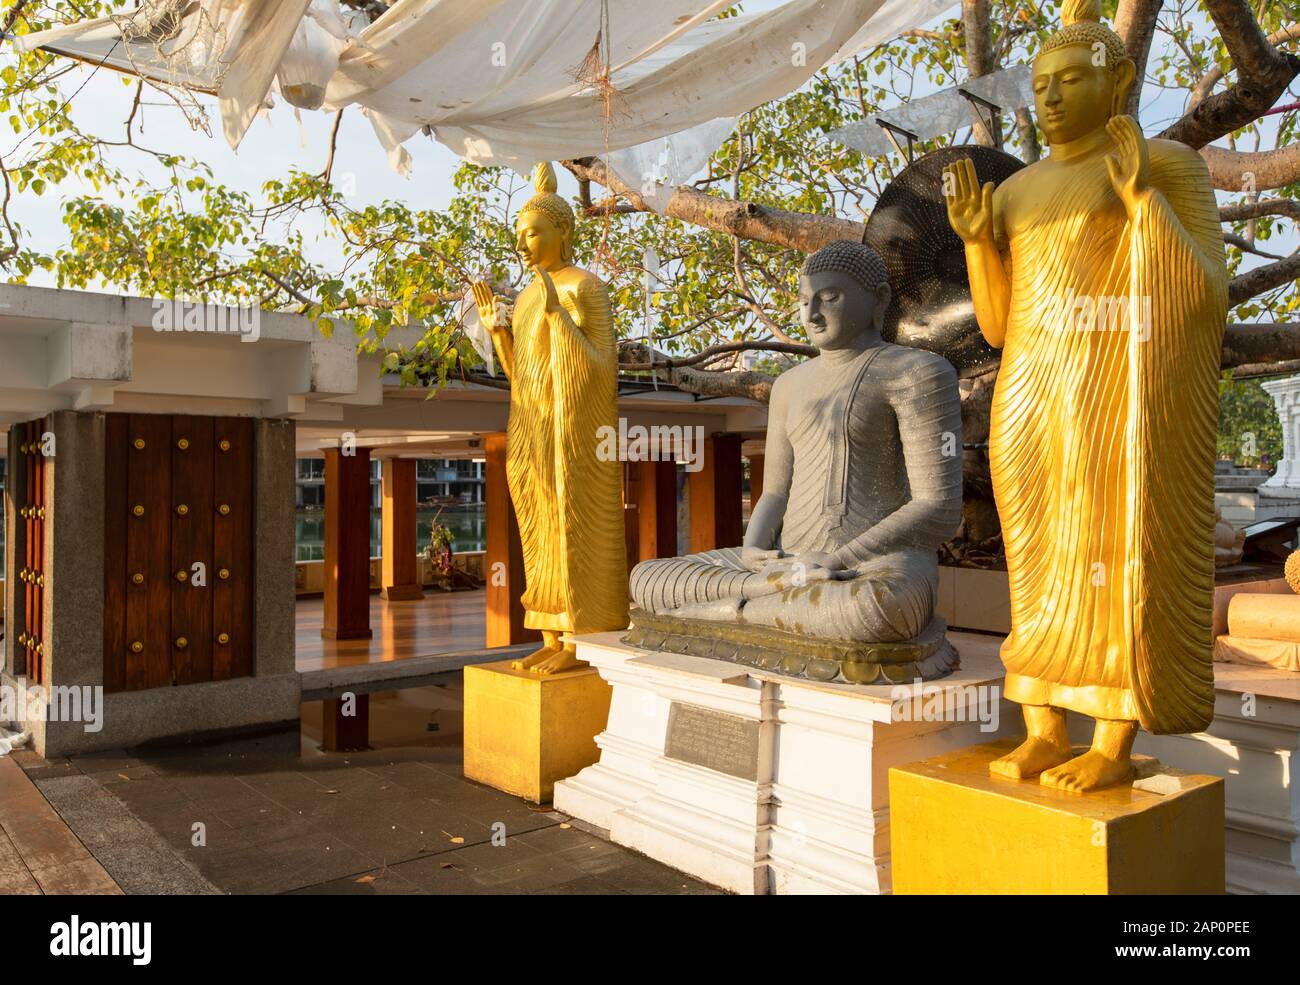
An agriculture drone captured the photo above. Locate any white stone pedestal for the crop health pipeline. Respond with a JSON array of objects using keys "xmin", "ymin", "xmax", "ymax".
[{"xmin": 554, "ymin": 631, "xmax": 1013, "ymax": 895}]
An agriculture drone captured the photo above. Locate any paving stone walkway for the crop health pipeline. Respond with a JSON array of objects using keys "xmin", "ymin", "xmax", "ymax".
[
  {"xmin": 12, "ymin": 685, "xmax": 718, "ymax": 895},
  {"xmin": 0, "ymin": 757, "xmax": 121, "ymax": 894}
]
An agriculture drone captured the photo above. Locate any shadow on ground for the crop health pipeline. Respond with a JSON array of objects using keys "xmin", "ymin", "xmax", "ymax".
[{"xmin": 16, "ymin": 680, "xmax": 719, "ymax": 895}]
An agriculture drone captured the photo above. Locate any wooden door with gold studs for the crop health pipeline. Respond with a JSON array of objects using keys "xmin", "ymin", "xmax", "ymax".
[
  {"xmin": 14, "ymin": 418, "xmax": 48, "ymax": 685},
  {"xmin": 104, "ymin": 414, "xmax": 256, "ymax": 692}
]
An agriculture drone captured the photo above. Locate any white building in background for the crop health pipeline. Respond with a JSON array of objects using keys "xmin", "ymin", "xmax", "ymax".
[
  {"xmin": 1218, "ymin": 375, "xmax": 1300, "ymax": 528},
  {"xmin": 1260, "ymin": 374, "xmax": 1300, "ymax": 498}
]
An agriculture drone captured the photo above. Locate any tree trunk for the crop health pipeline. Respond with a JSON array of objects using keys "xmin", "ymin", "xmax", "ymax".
[{"xmin": 1114, "ymin": 0, "xmax": 1164, "ymax": 116}]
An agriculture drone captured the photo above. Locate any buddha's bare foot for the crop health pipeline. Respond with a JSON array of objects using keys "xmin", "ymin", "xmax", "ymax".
[
  {"xmin": 511, "ymin": 644, "xmax": 560, "ymax": 671},
  {"xmin": 530, "ymin": 646, "xmax": 584, "ymax": 675},
  {"xmin": 1040, "ymin": 717, "xmax": 1138, "ymax": 793},
  {"xmin": 989, "ymin": 735, "xmax": 1073, "ymax": 780},
  {"xmin": 1040, "ymin": 749, "xmax": 1135, "ymax": 793},
  {"xmin": 989, "ymin": 703, "xmax": 1071, "ymax": 779}
]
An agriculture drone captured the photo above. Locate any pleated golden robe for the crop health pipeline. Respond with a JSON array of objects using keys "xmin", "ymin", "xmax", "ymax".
[
  {"xmin": 992, "ymin": 139, "xmax": 1227, "ymax": 734},
  {"xmin": 495, "ymin": 267, "xmax": 628, "ymax": 635}
]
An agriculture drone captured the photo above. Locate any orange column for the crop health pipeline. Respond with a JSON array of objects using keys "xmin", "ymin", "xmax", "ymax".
[
  {"xmin": 484, "ymin": 432, "xmax": 541, "ymax": 648},
  {"xmin": 380, "ymin": 458, "xmax": 424, "ymax": 601},
  {"xmin": 632, "ymin": 459, "xmax": 678, "ymax": 562},
  {"xmin": 322, "ymin": 447, "xmax": 373, "ymax": 640},
  {"xmin": 689, "ymin": 434, "xmax": 743, "ymax": 552}
]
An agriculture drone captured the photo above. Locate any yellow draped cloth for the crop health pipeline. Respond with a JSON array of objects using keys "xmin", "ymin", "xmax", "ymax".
[
  {"xmin": 497, "ymin": 267, "xmax": 628, "ymax": 635},
  {"xmin": 992, "ymin": 139, "xmax": 1227, "ymax": 734}
]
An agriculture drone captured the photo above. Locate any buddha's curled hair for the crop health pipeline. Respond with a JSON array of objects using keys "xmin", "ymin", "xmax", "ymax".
[{"xmin": 800, "ymin": 240, "xmax": 889, "ymax": 295}]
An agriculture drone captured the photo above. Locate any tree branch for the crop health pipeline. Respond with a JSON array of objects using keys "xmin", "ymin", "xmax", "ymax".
[
  {"xmin": 1189, "ymin": 22, "xmax": 1300, "ymax": 109},
  {"xmin": 1201, "ymin": 142, "xmax": 1300, "ymax": 193},
  {"xmin": 961, "ymin": 0, "xmax": 999, "ymax": 147},
  {"xmin": 562, "ymin": 157, "xmax": 864, "ymax": 253},
  {"xmin": 1223, "ymin": 232, "xmax": 1288, "ymax": 259},
  {"xmin": 1229, "ymin": 255, "xmax": 1300, "ymax": 306},
  {"xmin": 1114, "ymin": 0, "xmax": 1164, "ymax": 116},
  {"xmin": 1221, "ymin": 321, "xmax": 1300, "ymax": 367},
  {"xmin": 1229, "ymin": 358, "xmax": 1300, "ymax": 379},
  {"xmin": 1159, "ymin": 0, "xmax": 1300, "ymax": 149},
  {"xmin": 618, "ymin": 339, "xmax": 814, "ymax": 373},
  {"xmin": 1219, "ymin": 198, "xmax": 1300, "ymax": 223}
]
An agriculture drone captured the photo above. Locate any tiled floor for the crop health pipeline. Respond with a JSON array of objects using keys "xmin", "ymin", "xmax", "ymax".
[
  {"xmin": 0, "ymin": 757, "xmax": 121, "ymax": 894},
  {"xmin": 14, "ymin": 680, "xmax": 718, "ymax": 896},
  {"xmin": 295, "ymin": 590, "xmax": 488, "ymax": 672}
]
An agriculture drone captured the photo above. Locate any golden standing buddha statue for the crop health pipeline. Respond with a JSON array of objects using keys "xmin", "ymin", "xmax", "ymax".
[
  {"xmin": 945, "ymin": 0, "xmax": 1228, "ymax": 791},
  {"xmin": 471, "ymin": 164, "xmax": 628, "ymax": 675}
]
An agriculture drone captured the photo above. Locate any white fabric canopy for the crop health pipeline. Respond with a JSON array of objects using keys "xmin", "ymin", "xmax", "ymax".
[{"xmin": 20, "ymin": 0, "xmax": 957, "ymax": 169}]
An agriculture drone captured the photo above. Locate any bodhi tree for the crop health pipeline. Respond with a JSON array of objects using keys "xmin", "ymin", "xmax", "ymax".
[{"xmin": 1, "ymin": 0, "xmax": 1298, "ymax": 557}]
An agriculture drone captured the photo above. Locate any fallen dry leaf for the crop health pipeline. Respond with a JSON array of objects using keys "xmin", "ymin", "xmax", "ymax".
[{"xmin": 355, "ymin": 875, "xmax": 377, "ymax": 884}]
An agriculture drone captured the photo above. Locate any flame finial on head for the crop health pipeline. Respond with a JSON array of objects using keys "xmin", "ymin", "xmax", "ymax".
[
  {"xmin": 533, "ymin": 162, "xmax": 558, "ymax": 196},
  {"xmin": 1041, "ymin": 0, "xmax": 1126, "ymax": 70},
  {"xmin": 1061, "ymin": 0, "xmax": 1101, "ymax": 26}
]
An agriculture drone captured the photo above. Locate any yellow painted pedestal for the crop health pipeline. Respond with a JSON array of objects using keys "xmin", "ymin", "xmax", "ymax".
[
  {"xmin": 890, "ymin": 740, "xmax": 1224, "ymax": 894},
  {"xmin": 463, "ymin": 659, "xmax": 612, "ymax": 804}
]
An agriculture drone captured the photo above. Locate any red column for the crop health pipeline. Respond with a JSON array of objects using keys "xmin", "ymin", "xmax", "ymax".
[
  {"xmin": 322, "ymin": 446, "xmax": 373, "ymax": 640},
  {"xmin": 632, "ymin": 459, "xmax": 678, "ymax": 562},
  {"xmin": 380, "ymin": 457, "xmax": 424, "ymax": 601},
  {"xmin": 484, "ymin": 432, "xmax": 540, "ymax": 647},
  {"xmin": 321, "ymin": 694, "xmax": 369, "ymax": 752},
  {"xmin": 689, "ymin": 434, "xmax": 743, "ymax": 552}
]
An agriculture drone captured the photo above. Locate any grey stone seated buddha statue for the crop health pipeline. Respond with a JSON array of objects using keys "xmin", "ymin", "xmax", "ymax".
[{"xmin": 626, "ymin": 241, "xmax": 964, "ymax": 684}]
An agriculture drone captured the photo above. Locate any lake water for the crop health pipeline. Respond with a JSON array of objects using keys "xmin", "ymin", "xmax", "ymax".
[
  {"xmin": 0, "ymin": 505, "xmax": 487, "ymax": 576},
  {"xmin": 295, "ymin": 505, "xmax": 487, "ymax": 561}
]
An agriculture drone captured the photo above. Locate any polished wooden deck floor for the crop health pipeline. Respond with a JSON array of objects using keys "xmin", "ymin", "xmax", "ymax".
[{"xmin": 295, "ymin": 590, "xmax": 488, "ymax": 673}]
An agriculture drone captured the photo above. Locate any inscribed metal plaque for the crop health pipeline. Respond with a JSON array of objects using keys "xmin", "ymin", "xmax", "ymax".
[{"xmin": 664, "ymin": 702, "xmax": 760, "ymax": 781}]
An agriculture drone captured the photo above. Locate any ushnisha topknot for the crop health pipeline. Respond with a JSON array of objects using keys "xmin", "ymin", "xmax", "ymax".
[
  {"xmin": 800, "ymin": 240, "xmax": 890, "ymax": 295},
  {"xmin": 1040, "ymin": 0, "xmax": 1126, "ymax": 71},
  {"xmin": 517, "ymin": 162, "xmax": 576, "ymax": 261}
]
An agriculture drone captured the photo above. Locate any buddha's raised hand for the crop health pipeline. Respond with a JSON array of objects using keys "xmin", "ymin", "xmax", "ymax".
[
  {"xmin": 1105, "ymin": 115, "xmax": 1150, "ymax": 218},
  {"xmin": 531, "ymin": 265, "xmax": 561, "ymax": 314},
  {"xmin": 944, "ymin": 158, "xmax": 994, "ymax": 245},
  {"xmin": 470, "ymin": 281, "xmax": 499, "ymax": 331}
]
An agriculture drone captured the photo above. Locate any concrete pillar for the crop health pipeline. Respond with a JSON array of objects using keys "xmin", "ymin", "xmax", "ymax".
[
  {"xmin": 3, "ymin": 425, "xmax": 20, "ymax": 680},
  {"xmin": 380, "ymin": 458, "xmax": 424, "ymax": 601},
  {"xmin": 39, "ymin": 412, "xmax": 106, "ymax": 756},
  {"xmin": 254, "ymin": 418, "xmax": 296, "ymax": 675},
  {"xmin": 688, "ymin": 434, "xmax": 744, "ymax": 552},
  {"xmin": 484, "ymin": 432, "xmax": 540, "ymax": 648},
  {"xmin": 322, "ymin": 446, "xmax": 372, "ymax": 640}
]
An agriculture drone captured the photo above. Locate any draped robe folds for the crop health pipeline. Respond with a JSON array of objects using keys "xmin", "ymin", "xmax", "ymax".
[
  {"xmin": 992, "ymin": 139, "xmax": 1227, "ymax": 734},
  {"xmin": 493, "ymin": 268, "xmax": 628, "ymax": 635}
]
